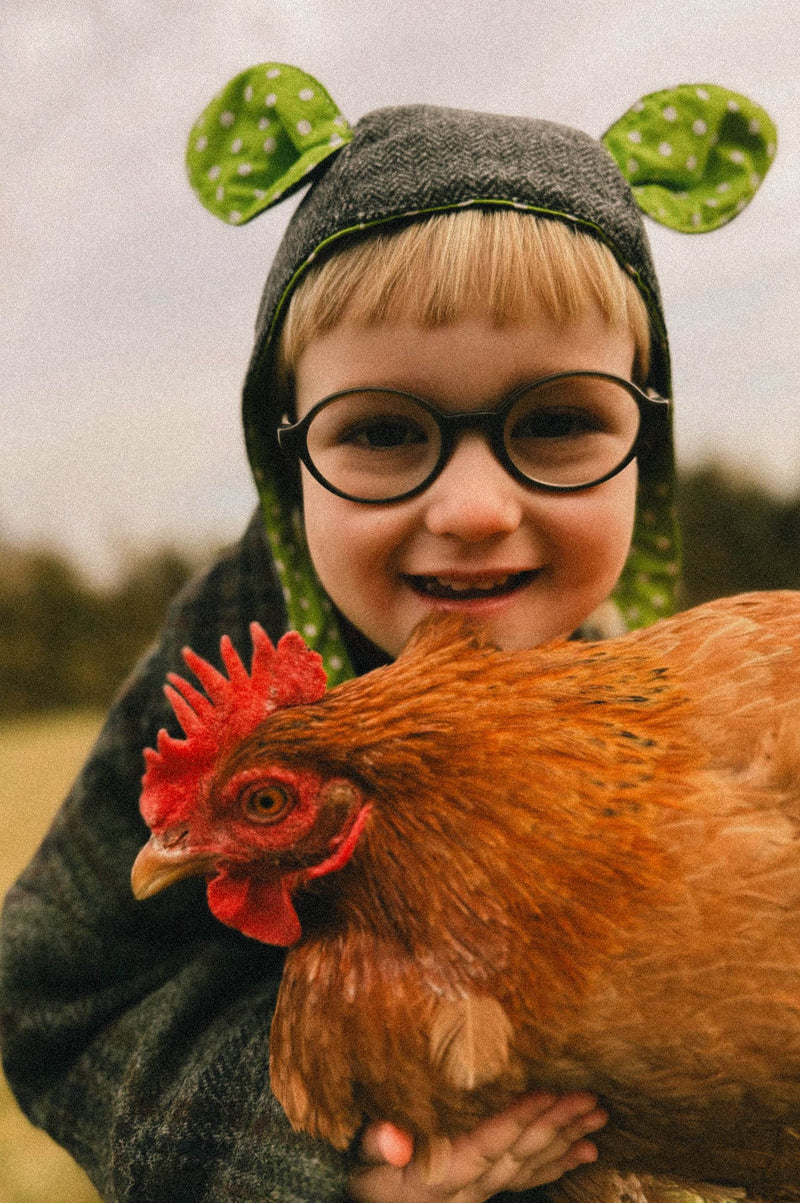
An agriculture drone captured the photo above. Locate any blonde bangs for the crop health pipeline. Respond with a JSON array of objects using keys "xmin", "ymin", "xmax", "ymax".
[{"xmin": 277, "ymin": 209, "xmax": 651, "ymax": 391}]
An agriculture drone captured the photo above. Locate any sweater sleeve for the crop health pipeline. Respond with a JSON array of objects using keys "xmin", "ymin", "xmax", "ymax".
[{"xmin": 0, "ymin": 514, "xmax": 352, "ymax": 1202}]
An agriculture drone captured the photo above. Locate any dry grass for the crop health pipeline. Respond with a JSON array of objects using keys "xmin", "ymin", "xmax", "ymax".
[{"xmin": 0, "ymin": 711, "xmax": 104, "ymax": 1203}]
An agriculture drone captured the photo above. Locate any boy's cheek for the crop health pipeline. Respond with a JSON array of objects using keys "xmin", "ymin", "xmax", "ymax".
[
  {"xmin": 301, "ymin": 469, "xmax": 409, "ymax": 563},
  {"xmin": 300, "ymin": 476, "xmax": 397, "ymax": 598}
]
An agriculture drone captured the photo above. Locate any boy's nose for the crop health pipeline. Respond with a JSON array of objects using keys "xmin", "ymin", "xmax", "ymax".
[{"xmin": 422, "ymin": 434, "xmax": 524, "ymax": 541}]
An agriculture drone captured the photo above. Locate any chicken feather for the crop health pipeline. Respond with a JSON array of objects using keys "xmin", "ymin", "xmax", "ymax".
[{"xmin": 133, "ymin": 591, "xmax": 800, "ymax": 1203}]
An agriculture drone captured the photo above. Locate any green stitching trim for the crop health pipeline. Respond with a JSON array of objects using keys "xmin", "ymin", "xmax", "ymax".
[
  {"xmin": 264, "ymin": 199, "xmax": 668, "ymax": 352},
  {"xmin": 252, "ymin": 467, "xmax": 355, "ymax": 686}
]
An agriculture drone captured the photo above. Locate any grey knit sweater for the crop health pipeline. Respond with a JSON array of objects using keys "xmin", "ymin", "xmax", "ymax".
[{"xmin": 0, "ymin": 514, "xmax": 355, "ymax": 1201}]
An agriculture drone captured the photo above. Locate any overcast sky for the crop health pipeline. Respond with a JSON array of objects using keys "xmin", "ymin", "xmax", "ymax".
[{"xmin": 2, "ymin": 0, "xmax": 797, "ymax": 580}]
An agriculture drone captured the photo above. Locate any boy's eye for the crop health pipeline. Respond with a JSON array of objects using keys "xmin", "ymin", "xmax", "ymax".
[
  {"xmin": 509, "ymin": 406, "xmax": 602, "ymax": 441},
  {"xmin": 504, "ymin": 379, "xmax": 641, "ymax": 486},
  {"xmin": 308, "ymin": 391, "xmax": 439, "ymax": 458},
  {"xmin": 340, "ymin": 417, "xmax": 429, "ymax": 449},
  {"xmin": 304, "ymin": 391, "xmax": 441, "ymax": 499}
]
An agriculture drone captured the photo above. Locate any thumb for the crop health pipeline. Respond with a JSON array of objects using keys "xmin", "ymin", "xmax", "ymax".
[{"xmin": 359, "ymin": 1121, "xmax": 415, "ymax": 1168}]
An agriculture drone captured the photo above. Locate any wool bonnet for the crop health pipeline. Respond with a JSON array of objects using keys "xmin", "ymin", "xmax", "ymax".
[{"xmin": 187, "ymin": 68, "xmax": 776, "ymax": 679}]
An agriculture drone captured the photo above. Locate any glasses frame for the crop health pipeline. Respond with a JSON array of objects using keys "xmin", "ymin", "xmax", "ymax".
[{"xmin": 276, "ymin": 370, "xmax": 670, "ymax": 504}]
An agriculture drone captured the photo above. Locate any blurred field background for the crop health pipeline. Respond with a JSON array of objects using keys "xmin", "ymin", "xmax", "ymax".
[
  {"xmin": 0, "ymin": 544, "xmax": 203, "ymax": 1203},
  {"xmin": 0, "ymin": 712, "xmax": 103, "ymax": 1203},
  {"xmin": 0, "ymin": 466, "xmax": 798, "ymax": 1200}
]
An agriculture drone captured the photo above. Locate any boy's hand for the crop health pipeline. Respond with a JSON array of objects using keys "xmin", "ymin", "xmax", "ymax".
[{"xmin": 347, "ymin": 1091, "xmax": 607, "ymax": 1203}]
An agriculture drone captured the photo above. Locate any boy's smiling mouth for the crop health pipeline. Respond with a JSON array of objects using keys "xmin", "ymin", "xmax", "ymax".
[{"xmin": 403, "ymin": 570, "xmax": 538, "ymax": 600}]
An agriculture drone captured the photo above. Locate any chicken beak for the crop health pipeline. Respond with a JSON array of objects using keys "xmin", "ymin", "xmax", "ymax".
[{"xmin": 131, "ymin": 830, "xmax": 217, "ymax": 900}]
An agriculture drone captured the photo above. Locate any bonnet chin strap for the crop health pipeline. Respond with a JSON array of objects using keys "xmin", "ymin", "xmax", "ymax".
[{"xmin": 185, "ymin": 66, "xmax": 776, "ymax": 681}]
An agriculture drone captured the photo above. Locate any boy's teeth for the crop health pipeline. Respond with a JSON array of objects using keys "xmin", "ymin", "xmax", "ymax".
[
  {"xmin": 407, "ymin": 570, "xmax": 533, "ymax": 599},
  {"xmin": 436, "ymin": 576, "xmax": 508, "ymax": 591}
]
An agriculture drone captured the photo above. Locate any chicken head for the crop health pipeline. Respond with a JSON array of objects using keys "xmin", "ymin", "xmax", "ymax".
[{"xmin": 131, "ymin": 624, "xmax": 370, "ymax": 944}]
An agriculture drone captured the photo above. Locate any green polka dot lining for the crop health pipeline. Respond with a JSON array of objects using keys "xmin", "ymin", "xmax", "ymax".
[
  {"xmin": 603, "ymin": 84, "xmax": 776, "ymax": 233},
  {"xmin": 187, "ymin": 63, "xmax": 352, "ymax": 226},
  {"xmin": 250, "ymin": 462, "xmax": 354, "ymax": 686}
]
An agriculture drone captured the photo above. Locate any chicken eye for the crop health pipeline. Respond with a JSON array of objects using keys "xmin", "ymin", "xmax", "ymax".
[{"xmin": 241, "ymin": 782, "xmax": 294, "ymax": 824}]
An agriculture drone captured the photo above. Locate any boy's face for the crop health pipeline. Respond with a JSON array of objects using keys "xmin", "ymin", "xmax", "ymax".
[{"xmin": 294, "ymin": 303, "xmax": 639, "ymax": 657}]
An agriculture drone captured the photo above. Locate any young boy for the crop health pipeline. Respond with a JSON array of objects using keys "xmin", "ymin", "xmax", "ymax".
[{"xmin": 0, "ymin": 81, "xmax": 724, "ymax": 1203}]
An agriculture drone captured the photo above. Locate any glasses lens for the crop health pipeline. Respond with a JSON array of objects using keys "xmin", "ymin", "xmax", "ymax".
[
  {"xmin": 305, "ymin": 391, "xmax": 442, "ymax": 500},
  {"xmin": 504, "ymin": 375, "xmax": 641, "ymax": 487}
]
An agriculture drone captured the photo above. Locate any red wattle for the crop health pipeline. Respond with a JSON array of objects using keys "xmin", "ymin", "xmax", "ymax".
[{"xmin": 206, "ymin": 871, "xmax": 302, "ymax": 946}]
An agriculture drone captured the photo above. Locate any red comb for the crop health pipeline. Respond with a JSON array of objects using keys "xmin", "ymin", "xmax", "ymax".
[{"xmin": 140, "ymin": 623, "xmax": 327, "ymax": 829}]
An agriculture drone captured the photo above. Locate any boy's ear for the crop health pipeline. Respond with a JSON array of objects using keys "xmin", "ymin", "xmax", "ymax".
[
  {"xmin": 186, "ymin": 63, "xmax": 351, "ymax": 226},
  {"xmin": 602, "ymin": 84, "xmax": 777, "ymax": 233}
]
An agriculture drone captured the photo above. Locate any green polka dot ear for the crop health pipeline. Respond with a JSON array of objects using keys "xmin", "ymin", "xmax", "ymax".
[
  {"xmin": 187, "ymin": 63, "xmax": 351, "ymax": 225},
  {"xmin": 603, "ymin": 84, "xmax": 776, "ymax": 233}
]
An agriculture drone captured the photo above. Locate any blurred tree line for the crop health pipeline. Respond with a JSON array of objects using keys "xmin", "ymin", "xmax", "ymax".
[
  {"xmin": 677, "ymin": 466, "xmax": 800, "ymax": 607},
  {"xmin": 1, "ymin": 464, "xmax": 799, "ymax": 718},
  {"xmin": 0, "ymin": 545, "xmax": 201, "ymax": 717}
]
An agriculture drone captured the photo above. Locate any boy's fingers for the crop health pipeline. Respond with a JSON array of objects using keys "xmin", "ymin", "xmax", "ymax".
[
  {"xmin": 353, "ymin": 1094, "xmax": 607, "ymax": 1202},
  {"xmin": 513, "ymin": 1095, "xmax": 607, "ymax": 1162},
  {"xmin": 358, "ymin": 1092, "xmax": 565, "ymax": 1172},
  {"xmin": 468, "ymin": 1090, "xmax": 604, "ymax": 1164},
  {"xmin": 460, "ymin": 1090, "xmax": 558, "ymax": 1161},
  {"xmin": 500, "ymin": 1140, "xmax": 599, "ymax": 1196},
  {"xmin": 451, "ymin": 1093, "xmax": 603, "ymax": 1198},
  {"xmin": 473, "ymin": 1100, "xmax": 605, "ymax": 1199}
]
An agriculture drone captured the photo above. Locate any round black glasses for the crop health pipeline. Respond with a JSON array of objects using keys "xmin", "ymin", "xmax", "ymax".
[{"xmin": 276, "ymin": 371, "xmax": 670, "ymax": 504}]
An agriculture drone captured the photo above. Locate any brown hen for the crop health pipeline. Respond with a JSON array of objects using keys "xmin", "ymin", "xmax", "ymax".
[{"xmin": 132, "ymin": 591, "xmax": 800, "ymax": 1203}]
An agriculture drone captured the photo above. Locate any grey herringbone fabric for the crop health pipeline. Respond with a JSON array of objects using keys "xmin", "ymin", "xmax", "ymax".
[{"xmin": 242, "ymin": 103, "xmax": 669, "ymax": 485}]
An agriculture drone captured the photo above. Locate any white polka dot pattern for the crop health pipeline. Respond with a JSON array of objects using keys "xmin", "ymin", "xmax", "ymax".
[
  {"xmin": 187, "ymin": 62, "xmax": 352, "ymax": 226},
  {"xmin": 602, "ymin": 83, "xmax": 777, "ymax": 233}
]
